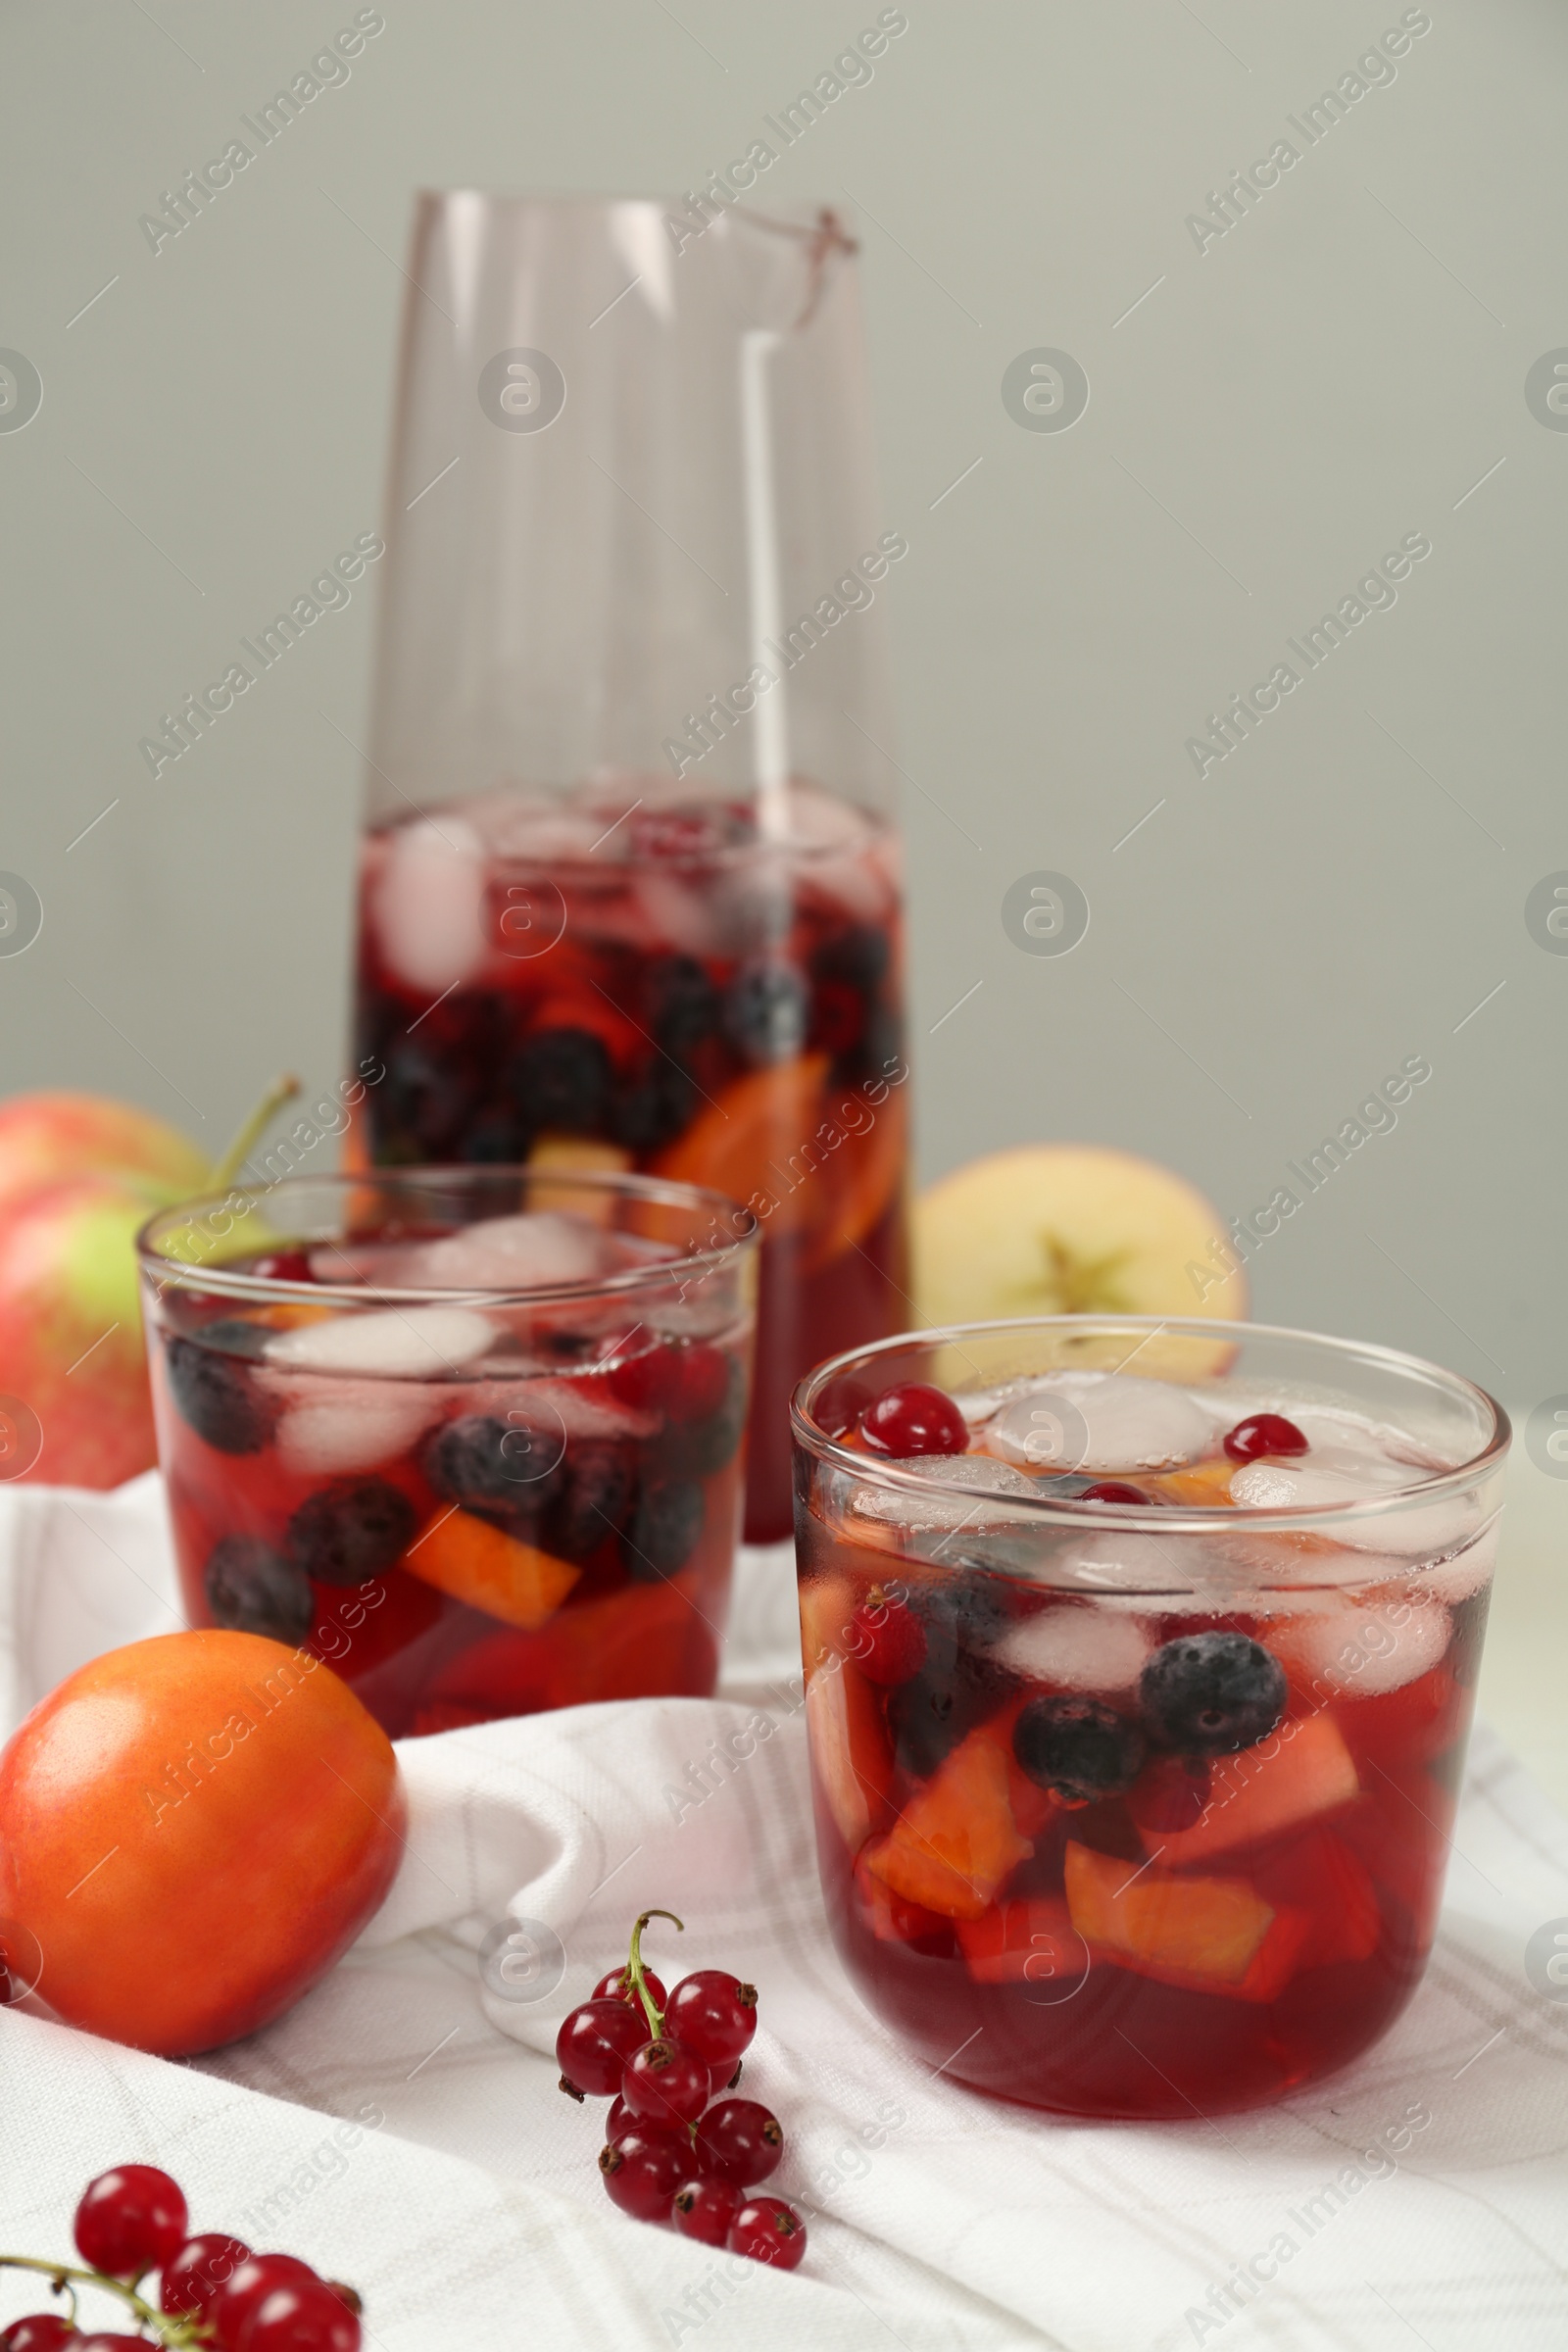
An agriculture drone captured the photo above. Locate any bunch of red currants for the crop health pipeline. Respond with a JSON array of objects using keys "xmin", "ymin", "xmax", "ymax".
[
  {"xmin": 555, "ymin": 1910, "xmax": 806, "ymax": 2269},
  {"xmin": 0, "ymin": 2165, "xmax": 361, "ymax": 2349}
]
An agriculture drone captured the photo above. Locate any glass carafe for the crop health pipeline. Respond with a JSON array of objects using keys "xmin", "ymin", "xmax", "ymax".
[{"xmin": 349, "ymin": 193, "xmax": 910, "ymax": 1540}]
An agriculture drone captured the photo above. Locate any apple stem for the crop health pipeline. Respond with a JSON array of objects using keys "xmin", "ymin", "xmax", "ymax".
[{"xmin": 209, "ymin": 1073, "xmax": 302, "ymax": 1194}]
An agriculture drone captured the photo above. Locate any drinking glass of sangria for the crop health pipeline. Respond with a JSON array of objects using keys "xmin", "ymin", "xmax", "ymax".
[
  {"xmin": 349, "ymin": 194, "xmax": 911, "ymax": 1540},
  {"xmin": 791, "ymin": 1317, "xmax": 1506, "ymax": 2117},
  {"xmin": 138, "ymin": 1167, "xmax": 756, "ymax": 1736}
]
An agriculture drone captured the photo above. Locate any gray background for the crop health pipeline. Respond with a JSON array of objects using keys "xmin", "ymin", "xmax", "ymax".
[{"xmin": 2, "ymin": 0, "xmax": 1564, "ymax": 1419}]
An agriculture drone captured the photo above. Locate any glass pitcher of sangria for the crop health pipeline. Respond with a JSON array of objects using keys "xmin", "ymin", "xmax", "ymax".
[{"xmin": 350, "ymin": 193, "xmax": 909, "ymax": 1540}]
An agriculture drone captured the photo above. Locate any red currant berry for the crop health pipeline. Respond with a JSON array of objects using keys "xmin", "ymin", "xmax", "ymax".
[
  {"xmin": 605, "ymin": 2091, "xmax": 637, "ymax": 2142},
  {"xmin": 727, "ymin": 2196, "xmax": 808, "ymax": 2269},
  {"xmin": 74, "ymin": 2335, "xmax": 152, "ymax": 2349},
  {"xmin": 671, "ymin": 2175, "xmax": 744, "ymax": 2246},
  {"xmin": 607, "ymin": 1340, "xmax": 728, "ymax": 1424},
  {"xmin": 621, "ymin": 2035, "xmax": 711, "ymax": 2128},
  {"xmin": 248, "ymin": 1250, "xmax": 317, "ymax": 1284},
  {"xmin": 2, "ymin": 2321, "xmax": 76, "ymax": 2351},
  {"xmin": 161, "ymin": 2231, "xmax": 251, "ymax": 2320},
  {"xmin": 592, "ymin": 1965, "xmax": 667, "ymax": 2015},
  {"xmin": 210, "ymin": 2253, "xmax": 320, "ymax": 2347},
  {"xmin": 858, "ymin": 1381, "xmax": 967, "ymax": 1458},
  {"xmin": 1222, "ymin": 1412, "xmax": 1308, "ymax": 1463},
  {"xmin": 599, "ymin": 2126, "xmax": 689, "ymax": 2222},
  {"xmin": 696, "ymin": 2097, "xmax": 784, "ymax": 2185},
  {"xmin": 849, "ymin": 1588, "xmax": 927, "ymax": 1685},
  {"xmin": 1078, "ymin": 1481, "xmax": 1157, "ymax": 1505},
  {"xmin": 74, "ymin": 2165, "xmax": 189, "ymax": 2276},
  {"xmin": 556, "ymin": 1995, "xmax": 652, "ymax": 2099},
  {"xmin": 236, "ymin": 2278, "xmax": 362, "ymax": 2352},
  {"xmin": 663, "ymin": 1971, "xmax": 758, "ymax": 2070}
]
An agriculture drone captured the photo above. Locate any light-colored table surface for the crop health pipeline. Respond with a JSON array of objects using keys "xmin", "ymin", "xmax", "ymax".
[{"xmin": 1478, "ymin": 1446, "xmax": 1568, "ymax": 1812}]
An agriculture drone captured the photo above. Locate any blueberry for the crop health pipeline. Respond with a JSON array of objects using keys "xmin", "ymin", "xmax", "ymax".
[
  {"xmin": 1140, "ymin": 1631, "xmax": 1287, "ymax": 1755},
  {"xmin": 166, "ymin": 1333, "xmax": 272, "ymax": 1455},
  {"xmin": 548, "ymin": 1442, "xmax": 633, "ymax": 1562},
  {"xmin": 199, "ymin": 1317, "xmax": 270, "ymax": 1357},
  {"xmin": 461, "ymin": 1112, "xmax": 529, "ymax": 1163},
  {"xmin": 887, "ymin": 1650, "xmax": 1012, "ymax": 1778},
  {"xmin": 507, "ymin": 1027, "xmax": 612, "ymax": 1134},
  {"xmin": 612, "ymin": 1060, "xmax": 700, "ymax": 1154},
  {"xmin": 926, "ymin": 1571, "xmax": 1017, "ymax": 1650},
  {"xmin": 374, "ymin": 996, "xmax": 503, "ymax": 1157},
  {"xmin": 724, "ymin": 963, "xmax": 808, "ymax": 1065},
  {"xmin": 287, "ymin": 1478, "xmax": 416, "ymax": 1586},
  {"xmin": 621, "ymin": 1479, "xmax": 704, "ymax": 1578},
  {"xmin": 205, "ymin": 1536, "xmax": 313, "ymax": 1642},
  {"xmin": 1013, "ymin": 1695, "xmax": 1146, "ymax": 1803},
  {"xmin": 810, "ymin": 925, "xmax": 890, "ymax": 997},
  {"xmin": 657, "ymin": 1357, "xmax": 748, "ymax": 1478},
  {"xmin": 648, "ymin": 956, "xmax": 719, "ymax": 1057},
  {"xmin": 425, "ymin": 1414, "xmax": 564, "ymax": 1515}
]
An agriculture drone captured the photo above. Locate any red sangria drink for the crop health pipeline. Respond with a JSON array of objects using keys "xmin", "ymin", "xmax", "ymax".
[
  {"xmin": 138, "ymin": 1168, "xmax": 757, "ymax": 1737},
  {"xmin": 352, "ymin": 781, "xmax": 908, "ymax": 1544},
  {"xmin": 791, "ymin": 1318, "xmax": 1507, "ymax": 2119},
  {"xmin": 351, "ymin": 194, "xmax": 913, "ymax": 1544}
]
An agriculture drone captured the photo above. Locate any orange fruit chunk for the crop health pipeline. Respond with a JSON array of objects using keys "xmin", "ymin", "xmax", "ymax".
[
  {"xmin": 806, "ymin": 1654, "xmax": 894, "ymax": 1852},
  {"xmin": 403, "ymin": 1507, "xmax": 580, "ymax": 1630},
  {"xmin": 1140, "ymin": 1709, "xmax": 1359, "ymax": 1867},
  {"xmin": 525, "ymin": 1134, "xmax": 632, "ymax": 1218},
  {"xmin": 956, "ymin": 1895, "xmax": 1081, "ymax": 1985},
  {"xmin": 864, "ymin": 1729, "xmax": 1033, "ymax": 1920},
  {"xmin": 655, "ymin": 1054, "xmax": 830, "ymax": 1238},
  {"xmin": 804, "ymin": 1082, "xmax": 908, "ymax": 1273},
  {"xmin": 1065, "ymin": 1841, "xmax": 1306, "ymax": 2000},
  {"xmin": 1152, "ymin": 1457, "xmax": 1238, "ymax": 1505}
]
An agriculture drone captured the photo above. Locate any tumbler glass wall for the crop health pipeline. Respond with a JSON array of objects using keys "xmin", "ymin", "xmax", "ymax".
[
  {"xmin": 791, "ymin": 1317, "xmax": 1507, "ymax": 2117},
  {"xmin": 352, "ymin": 195, "xmax": 911, "ymax": 1540}
]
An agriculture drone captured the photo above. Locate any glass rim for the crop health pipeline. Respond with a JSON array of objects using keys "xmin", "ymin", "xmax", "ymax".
[
  {"xmin": 136, "ymin": 1164, "xmax": 759, "ymax": 1311},
  {"xmin": 790, "ymin": 1312, "xmax": 1510, "ymax": 1539},
  {"xmin": 412, "ymin": 188, "xmax": 854, "ymax": 234}
]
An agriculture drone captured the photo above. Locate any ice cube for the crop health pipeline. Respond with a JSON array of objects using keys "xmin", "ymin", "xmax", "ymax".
[
  {"xmin": 370, "ymin": 815, "xmax": 487, "ymax": 995},
  {"xmin": 1229, "ymin": 1457, "xmax": 1479, "ymax": 1560},
  {"xmin": 266, "ymin": 1304, "xmax": 495, "ymax": 1377},
  {"xmin": 995, "ymin": 1602, "xmax": 1155, "ymax": 1692},
  {"xmin": 308, "ymin": 1239, "xmax": 441, "ymax": 1288},
  {"xmin": 396, "ymin": 1213, "xmax": 612, "ymax": 1294},
  {"xmin": 1044, "ymin": 1529, "xmax": 1220, "ymax": 1607},
  {"xmin": 635, "ymin": 871, "xmax": 724, "ymax": 960},
  {"xmin": 980, "ymin": 1372, "xmax": 1214, "ymax": 1476},
  {"xmin": 847, "ymin": 1452, "xmax": 1039, "ymax": 1534},
  {"xmin": 468, "ymin": 791, "xmax": 609, "ymax": 864},
  {"xmin": 272, "ymin": 1382, "xmax": 442, "ymax": 1476},
  {"xmin": 486, "ymin": 1373, "xmax": 657, "ymax": 1444},
  {"xmin": 1408, "ymin": 1515, "xmax": 1498, "ymax": 1604},
  {"xmin": 1269, "ymin": 1598, "xmax": 1450, "ymax": 1695},
  {"xmin": 784, "ymin": 782, "xmax": 873, "ymax": 854},
  {"xmin": 1229, "ymin": 1459, "xmax": 1410, "ymax": 1511}
]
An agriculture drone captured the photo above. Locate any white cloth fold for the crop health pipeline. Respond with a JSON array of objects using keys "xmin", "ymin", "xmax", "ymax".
[{"xmin": 1, "ymin": 1473, "xmax": 1566, "ymax": 2349}]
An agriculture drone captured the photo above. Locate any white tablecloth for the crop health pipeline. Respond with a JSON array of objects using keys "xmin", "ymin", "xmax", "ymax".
[{"xmin": 2, "ymin": 1473, "xmax": 1566, "ymax": 2349}]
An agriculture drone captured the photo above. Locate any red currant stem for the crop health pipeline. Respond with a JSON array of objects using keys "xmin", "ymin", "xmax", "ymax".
[
  {"xmin": 0, "ymin": 2255, "xmax": 203, "ymax": 2344},
  {"xmin": 626, "ymin": 1907, "xmax": 682, "ymax": 2040}
]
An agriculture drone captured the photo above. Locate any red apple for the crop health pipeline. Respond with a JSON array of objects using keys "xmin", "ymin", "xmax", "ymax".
[
  {"xmin": 0, "ymin": 1082, "xmax": 296, "ymax": 1490},
  {"xmin": 0, "ymin": 1092, "xmax": 207, "ymax": 1224},
  {"xmin": 0, "ymin": 1175, "xmax": 174, "ymax": 1486}
]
